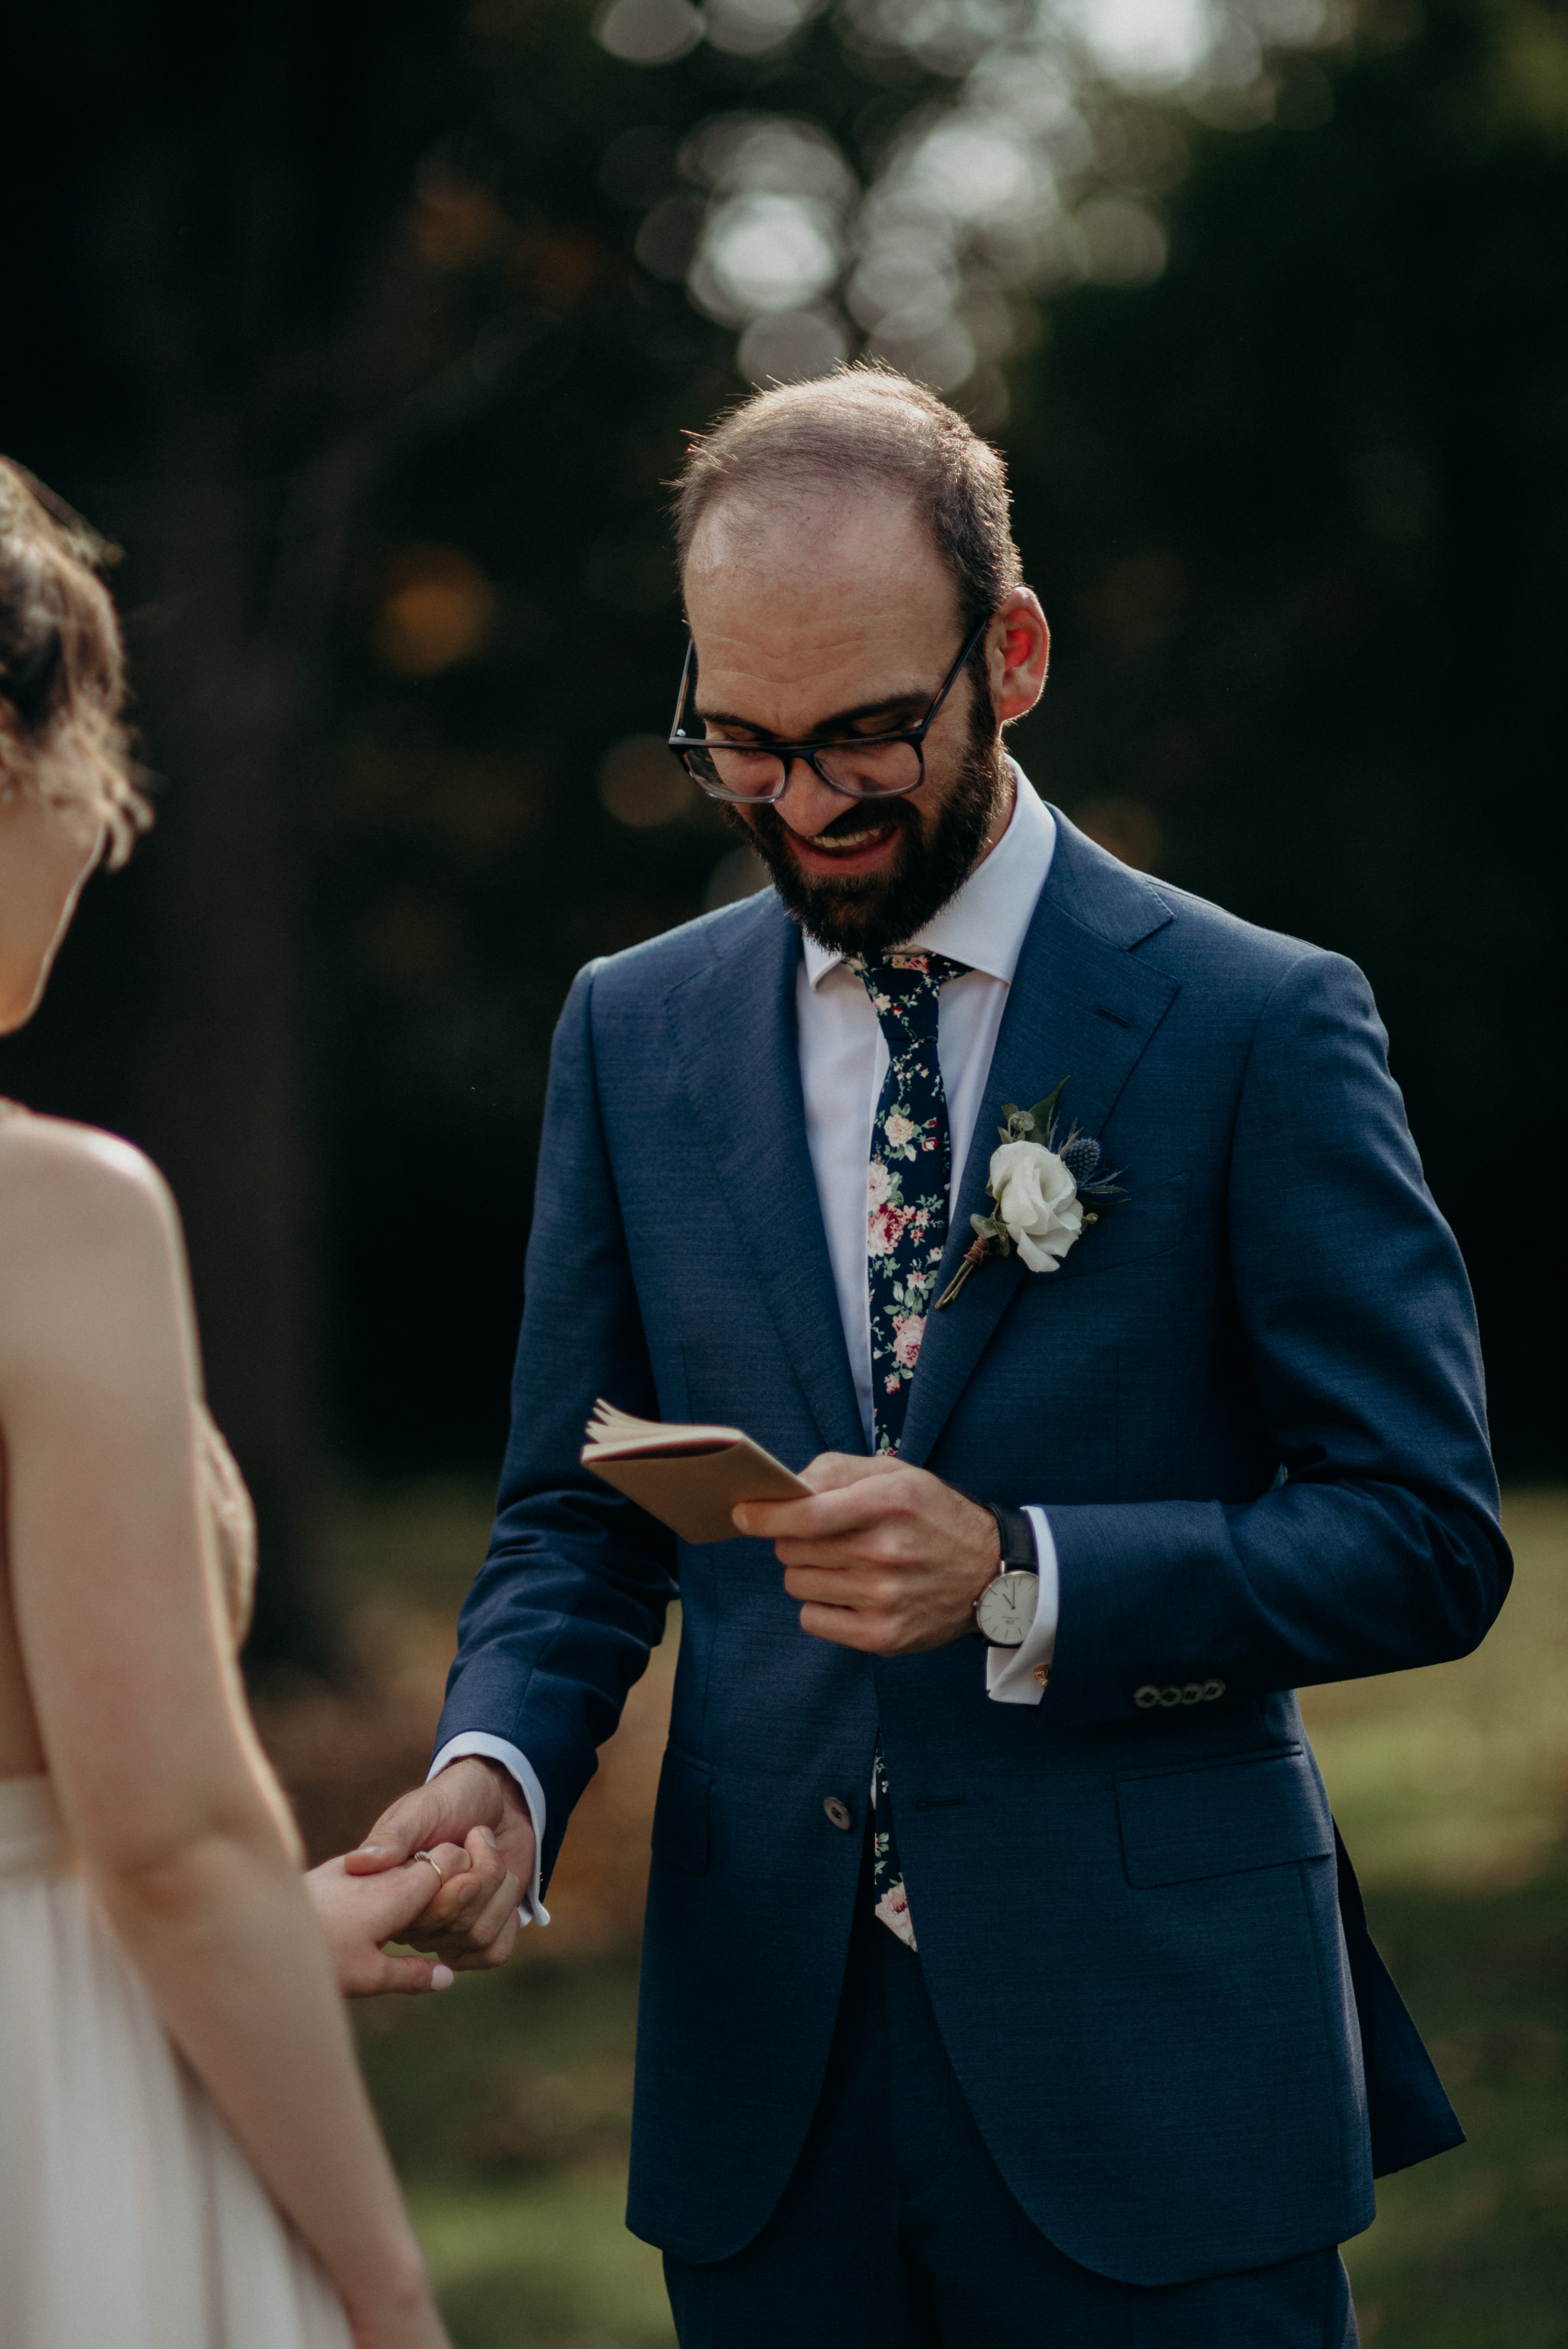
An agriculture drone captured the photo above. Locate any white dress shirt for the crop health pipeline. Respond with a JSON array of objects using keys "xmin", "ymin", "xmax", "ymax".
[{"xmin": 433, "ymin": 765, "xmax": 1061, "ymax": 1923}]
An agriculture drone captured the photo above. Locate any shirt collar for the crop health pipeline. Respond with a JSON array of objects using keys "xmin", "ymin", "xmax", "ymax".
[{"xmin": 801, "ymin": 763, "xmax": 1057, "ymax": 992}]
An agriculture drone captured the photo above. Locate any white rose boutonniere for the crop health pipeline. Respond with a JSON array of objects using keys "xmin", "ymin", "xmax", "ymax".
[
  {"xmin": 989, "ymin": 1138, "xmax": 1083, "ymax": 1271},
  {"xmin": 935, "ymin": 1080, "xmax": 1125, "ymax": 1308}
]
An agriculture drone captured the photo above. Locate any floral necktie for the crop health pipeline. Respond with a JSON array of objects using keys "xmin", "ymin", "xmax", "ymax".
[{"xmin": 850, "ymin": 949, "xmax": 971, "ymax": 1951}]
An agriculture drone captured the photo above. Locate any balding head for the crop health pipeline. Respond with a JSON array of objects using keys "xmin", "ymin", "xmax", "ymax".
[{"xmin": 673, "ymin": 366, "xmax": 1022, "ymax": 639}]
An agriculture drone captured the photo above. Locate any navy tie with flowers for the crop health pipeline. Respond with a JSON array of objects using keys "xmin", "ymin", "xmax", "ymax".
[{"xmin": 849, "ymin": 949, "xmax": 971, "ymax": 1951}]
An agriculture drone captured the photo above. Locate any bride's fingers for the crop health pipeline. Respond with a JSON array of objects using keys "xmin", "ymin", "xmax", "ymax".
[{"xmin": 371, "ymin": 1949, "xmax": 456, "ymax": 1996}]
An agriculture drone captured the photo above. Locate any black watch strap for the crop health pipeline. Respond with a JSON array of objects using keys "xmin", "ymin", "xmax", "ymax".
[{"xmin": 983, "ymin": 1501, "xmax": 1036, "ymax": 1572}]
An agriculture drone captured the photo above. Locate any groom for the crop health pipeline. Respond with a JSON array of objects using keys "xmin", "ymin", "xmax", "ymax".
[{"xmin": 351, "ymin": 368, "xmax": 1509, "ymax": 2344}]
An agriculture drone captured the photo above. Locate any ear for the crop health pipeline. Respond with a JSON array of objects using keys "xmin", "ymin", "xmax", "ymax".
[{"xmin": 989, "ymin": 588, "xmax": 1050, "ymax": 726}]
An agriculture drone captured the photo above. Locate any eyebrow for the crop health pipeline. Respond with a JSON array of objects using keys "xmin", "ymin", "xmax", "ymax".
[{"xmin": 691, "ymin": 685, "xmax": 934, "ymax": 740}]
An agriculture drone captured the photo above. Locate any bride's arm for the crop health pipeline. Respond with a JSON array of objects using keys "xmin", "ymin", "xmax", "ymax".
[{"xmin": 0, "ymin": 1119, "xmax": 472, "ymax": 2349}]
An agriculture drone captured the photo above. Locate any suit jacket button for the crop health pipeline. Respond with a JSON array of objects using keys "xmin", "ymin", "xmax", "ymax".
[
  {"xmin": 1134, "ymin": 1685, "xmax": 1160, "ymax": 1708},
  {"xmin": 823, "ymin": 1797, "xmax": 853, "ymax": 1831},
  {"xmin": 1202, "ymin": 1679, "xmax": 1226, "ymax": 1702},
  {"xmin": 1180, "ymin": 1684, "xmax": 1203, "ymax": 1706},
  {"xmin": 1158, "ymin": 1687, "xmax": 1182, "ymax": 1707}
]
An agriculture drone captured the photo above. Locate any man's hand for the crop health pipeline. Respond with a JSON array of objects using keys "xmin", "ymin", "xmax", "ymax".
[
  {"xmin": 735, "ymin": 1454, "xmax": 1001, "ymax": 1655},
  {"xmin": 344, "ymin": 1756, "xmax": 536, "ymax": 1971}
]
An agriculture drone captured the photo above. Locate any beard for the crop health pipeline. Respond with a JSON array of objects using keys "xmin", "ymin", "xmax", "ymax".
[{"xmin": 730, "ymin": 686, "xmax": 1009, "ymax": 959}]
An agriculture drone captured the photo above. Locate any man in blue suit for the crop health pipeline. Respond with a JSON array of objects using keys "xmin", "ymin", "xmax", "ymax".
[{"xmin": 353, "ymin": 368, "xmax": 1509, "ymax": 2345}]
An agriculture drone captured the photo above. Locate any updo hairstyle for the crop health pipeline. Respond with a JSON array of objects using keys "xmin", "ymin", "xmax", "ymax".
[{"xmin": 0, "ymin": 459, "xmax": 150, "ymax": 867}]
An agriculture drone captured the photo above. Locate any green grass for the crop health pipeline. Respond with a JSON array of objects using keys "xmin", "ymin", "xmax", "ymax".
[
  {"xmin": 356, "ymin": 1952, "xmax": 671, "ymax": 2349},
  {"xmin": 348, "ymin": 1490, "xmax": 1568, "ymax": 2347},
  {"xmin": 1307, "ymin": 1492, "xmax": 1568, "ymax": 2346}
]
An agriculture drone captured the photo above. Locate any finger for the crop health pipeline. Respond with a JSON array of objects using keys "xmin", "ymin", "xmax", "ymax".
[
  {"xmin": 782, "ymin": 1564, "xmax": 900, "ymax": 1612},
  {"xmin": 798, "ymin": 1452, "xmax": 903, "ymax": 1494},
  {"xmin": 406, "ymin": 1826, "xmax": 510, "ymax": 1939},
  {"xmin": 737, "ymin": 1476, "xmax": 917, "ymax": 1543},
  {"xmin": 346, "ymin": 1786, "xmax": 450, "ymax": 1874},
  {"xmin": 377, "ymin": 1841, "xmax": 472, "ymax": 1933},
  {"xmin": 348, "ymin": 1763, "xmax": 497, "ymax": 1874},
  {"xmin": 371, "ymin": 1950, "xmax": 456, "ymax": 1996},
  {"xmin": 798, "ymin": 1600, "xmax": 897, "ymax": 1651},
  {"xmin": 447, "ymin": 1889, "xmax": 521, "ymax": 1972},
  {"xmin": 733, "ymin": 1453, "xmax": 890, "ymax": 1536}
]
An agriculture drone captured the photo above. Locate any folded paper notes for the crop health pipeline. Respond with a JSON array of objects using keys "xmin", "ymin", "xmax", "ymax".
[{"xmin": 580, "ymin": 1399, "xmax": 810, "ymax": 1543}]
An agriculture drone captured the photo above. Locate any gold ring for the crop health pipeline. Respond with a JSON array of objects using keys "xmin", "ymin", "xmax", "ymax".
[{"xmin": 413, "ymin": 1849, "xmax": 447, "ymax": 1888}]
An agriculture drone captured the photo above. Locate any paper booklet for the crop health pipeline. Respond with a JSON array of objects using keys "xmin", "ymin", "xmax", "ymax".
[{"xmin": 580, "ymin": 1398, "xmax": 810, "ymax": 1544}]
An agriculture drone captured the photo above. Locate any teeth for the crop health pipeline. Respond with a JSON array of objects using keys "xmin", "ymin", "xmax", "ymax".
[{"xmin": 811, "ymin": 825, "xmax": 890, "ymax": 853}]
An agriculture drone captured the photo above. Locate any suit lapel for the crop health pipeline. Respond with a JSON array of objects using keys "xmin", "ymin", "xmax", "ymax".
[
  {"xmin": 664, "ymin": 894, "xmax": 864, "ymax": 1459},
  {"xmin": 897, "ymin": 818, "xmax": 1181, "ymax": 1469}
]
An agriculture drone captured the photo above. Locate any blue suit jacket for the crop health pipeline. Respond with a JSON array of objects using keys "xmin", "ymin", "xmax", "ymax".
[{"xmin": 437, "ymin": 812, "xmax": 1508, "ymax": 2285}]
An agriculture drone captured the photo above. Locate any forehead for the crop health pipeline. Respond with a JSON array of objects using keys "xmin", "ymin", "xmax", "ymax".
[{"xmin": 682, "ymin": 485, "xmax": 961, "ymax": 733}]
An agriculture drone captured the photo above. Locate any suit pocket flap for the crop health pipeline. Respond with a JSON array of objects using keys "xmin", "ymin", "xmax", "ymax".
[
  {"xmin": 652, "ymin": 1746, "xmax": 712, "ymax": 1877},
  {"xmin": 1116, "ymin": 1746, "xmax": 1331, "ymax": 1887},
  {"xmin": 1058, "ymin": 1169, "xmax": 1190, "ymax": 1279}
]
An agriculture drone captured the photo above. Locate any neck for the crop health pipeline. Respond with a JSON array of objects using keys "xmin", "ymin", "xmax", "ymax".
[{"xmin": 969, "ymin": 756, "xmax": 1016, "ymax": 878}]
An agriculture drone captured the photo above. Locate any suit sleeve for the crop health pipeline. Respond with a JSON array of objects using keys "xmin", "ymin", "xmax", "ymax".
[
  {"xmin": 1042, "ymin": 949, "xmax": 1511, "ymax": 1725},
  {"xmin": 433, "ymin": 962, "xmax": 678, "ymax": 1889}
]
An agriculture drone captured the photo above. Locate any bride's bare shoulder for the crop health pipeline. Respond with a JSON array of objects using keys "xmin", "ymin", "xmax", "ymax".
[{"xmin": 0, "ymin": 1111, "xmax": 180, "ymax": 1273}]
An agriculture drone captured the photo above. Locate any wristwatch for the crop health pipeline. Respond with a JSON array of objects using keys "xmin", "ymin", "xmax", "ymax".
[{"xmin": 970, "ymin": 1502, "xmax": 1040, "ymax": 1647}]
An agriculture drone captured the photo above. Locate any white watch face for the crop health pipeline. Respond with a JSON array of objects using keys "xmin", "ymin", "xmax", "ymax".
[{"xmin": 975, "ymin": 1569, "xmax": 1038, "ymax": 1646}]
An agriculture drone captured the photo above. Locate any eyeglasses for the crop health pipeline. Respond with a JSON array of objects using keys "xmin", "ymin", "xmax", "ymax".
[{"xmin": 666, "ymin": 613, "xmax": 992, "ymax": 805}]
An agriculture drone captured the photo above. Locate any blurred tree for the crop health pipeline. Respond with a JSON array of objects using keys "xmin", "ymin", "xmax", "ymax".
[
  {"xmin": 5, "ymin": 0, "xmax": 1563, "ymax": 1674},
  {"xmin": 0, "ymin": 0, "xmax": 482, "ymax": 1667},
  {"xmin": 1000, "ymin": 0, "xmax": 1568, "ymax": 1462},
  {"xmin": 324, "ymin": 0, "xmax": 1567, "ymax": 1474}
]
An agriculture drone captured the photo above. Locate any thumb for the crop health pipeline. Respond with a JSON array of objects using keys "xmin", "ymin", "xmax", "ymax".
[{"xmin": 345, "ymin": 1787, "xmax": 441, "ymax": 1874}]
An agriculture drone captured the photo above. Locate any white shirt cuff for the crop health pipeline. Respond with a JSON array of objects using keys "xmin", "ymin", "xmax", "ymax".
[
  {"xmin": 985, "ymin": 1505, "xmax": 1059, "ymax": 1707},
  {"xmin": 428, "ymin": 1734, "xmax": 550, "ymax": 1926}
]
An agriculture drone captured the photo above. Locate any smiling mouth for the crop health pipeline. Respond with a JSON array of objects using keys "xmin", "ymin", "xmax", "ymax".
[{"xmin": 792, "ymin": 817, "xmax": 900, "ymax": 858}]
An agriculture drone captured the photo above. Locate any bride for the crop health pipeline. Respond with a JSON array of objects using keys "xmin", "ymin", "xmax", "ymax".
[{"xmin": 0, "ymin": 462, "xmax": 513, "ymax": 2346}]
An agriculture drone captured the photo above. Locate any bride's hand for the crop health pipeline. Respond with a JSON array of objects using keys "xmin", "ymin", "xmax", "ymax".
[{"xmin": 307, "ymin": 1846, "xmax": 472, "ymax": 1995}]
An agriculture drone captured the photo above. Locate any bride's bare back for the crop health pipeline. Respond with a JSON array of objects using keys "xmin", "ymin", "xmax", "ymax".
[
  {"xmin": 0, "ymin": 1106, "xmax": 274, "ymax": 1797},
  {"xmin": 0, "ymin": 458, "xmax": 456, "ymax": 2349}
]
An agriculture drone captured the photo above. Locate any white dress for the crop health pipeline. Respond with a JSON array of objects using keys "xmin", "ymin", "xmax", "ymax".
[{"xmin": 0, "ymin": 1411, "xmax": 351, "ymax": 2349}]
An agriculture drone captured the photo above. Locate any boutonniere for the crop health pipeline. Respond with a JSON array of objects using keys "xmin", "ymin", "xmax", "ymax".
[{"xmin": 935, "ymin": 1079, "xmax": 1125, "ymax": 1308}]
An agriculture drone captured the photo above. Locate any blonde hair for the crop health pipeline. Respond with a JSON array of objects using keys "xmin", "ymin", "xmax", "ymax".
[{"xmin": 0, "ymin": 459, "xmax": 151, "ymax": 867}]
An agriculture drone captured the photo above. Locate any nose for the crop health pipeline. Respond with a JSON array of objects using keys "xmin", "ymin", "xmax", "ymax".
[{"xmin": 772, "ymin": 754, "xmax": 851, "ymax": 838}]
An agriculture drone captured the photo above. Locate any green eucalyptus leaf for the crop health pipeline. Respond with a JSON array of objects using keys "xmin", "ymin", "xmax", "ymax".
[{"xmin": 1027, "ymin": 1080, "xmax": 1069, "ymax": 1139}]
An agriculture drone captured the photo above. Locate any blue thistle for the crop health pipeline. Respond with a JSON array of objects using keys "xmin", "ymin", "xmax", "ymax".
[{"xmin": 1059, "ymin": 1132, "xmax": 1101, "ymax": 1184}]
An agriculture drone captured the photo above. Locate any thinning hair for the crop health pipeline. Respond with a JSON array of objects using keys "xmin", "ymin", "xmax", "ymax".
[{"xmin": 671, "ymin": 364, "xmax": 1023, "ymax": 639}]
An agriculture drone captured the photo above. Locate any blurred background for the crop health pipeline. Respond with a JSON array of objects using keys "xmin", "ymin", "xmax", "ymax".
[{"xmin": 2, "ymin": 0, "xmax": 1565, "ymax": 2341}]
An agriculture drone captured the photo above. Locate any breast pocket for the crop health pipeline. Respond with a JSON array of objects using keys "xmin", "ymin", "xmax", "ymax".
[
  {"xmin": 1057, "ymin": 1169, "xmax": 1191, "ymax": 1282},
  {"xmin": 1115, "ymin": 1744, "xmax": 1332, "ymax": 1888},
  {"xmin": 651, "ymin": 1745, "xmax": 713, "ymax": 1877}
]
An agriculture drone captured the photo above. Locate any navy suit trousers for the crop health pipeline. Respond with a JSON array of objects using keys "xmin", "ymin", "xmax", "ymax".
[{"xmin": 663, "ymin": 1843, "xmax": 1359, "ymax": 2349}]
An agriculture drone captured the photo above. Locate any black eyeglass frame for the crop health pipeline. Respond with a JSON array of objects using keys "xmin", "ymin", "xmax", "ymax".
[{"xmin": 667, "ymin": 612, "xmax": 993, "ymax": 805}]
